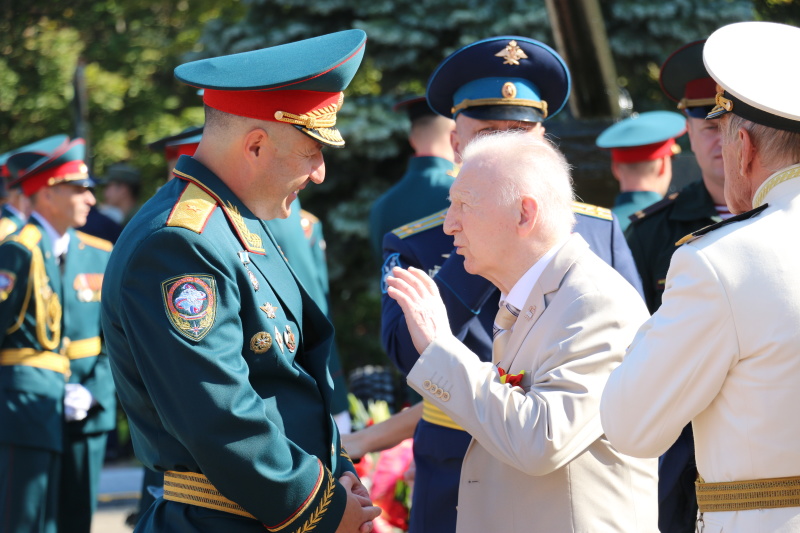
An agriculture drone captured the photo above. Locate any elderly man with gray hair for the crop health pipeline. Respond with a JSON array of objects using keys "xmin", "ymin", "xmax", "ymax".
[{"xmin": 385, "ymin": 131, "xmax": 658, "ymax": 533}]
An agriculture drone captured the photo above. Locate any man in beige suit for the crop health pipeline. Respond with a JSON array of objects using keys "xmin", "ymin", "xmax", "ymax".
[
  {"xmin": 385, "ymin": 131, "xmax": 658, "ymax": 533},
  {"xmin": 601, "ymin": 21, "xmax": 800, "ymax": 533}
]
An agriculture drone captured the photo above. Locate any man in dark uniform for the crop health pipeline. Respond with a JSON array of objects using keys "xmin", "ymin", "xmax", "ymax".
[
  {"xmin": 0, "ymin": 135, "xmax": 69, "ymax": 240},
  {"xmin": 380, "ymin": 36, "xmax": 643, "ymax": 533},
  {"xmin": 596, "ymin": 110, "xmax": 687, "ymax": 231},
  {"xmin": 624, "ymin": 40, "xmax": 727, "ymax": 533},
  {"xmin": 0, "ymin": 137, "xmax": 100, "ymax": 533},
  {"xmin": 102, "ymin": 31, "xmax": 381, "ymax": 532},
  {"xmin": 368, "ymin": 96, "xmax": 456, "ymax": 260}
]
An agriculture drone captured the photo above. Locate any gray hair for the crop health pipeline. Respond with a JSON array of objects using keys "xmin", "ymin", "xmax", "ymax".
[
  {"xmin": 460, "ymin": 131, "xmax": 576, "ymax": 237},
  {"xmin": 720, "ymin": 114, "xmax": 800, "ymax": 172}
]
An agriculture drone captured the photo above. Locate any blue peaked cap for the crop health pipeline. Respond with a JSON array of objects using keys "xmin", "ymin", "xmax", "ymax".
[{"xmin": 427, "ymin": 36, "xmax": 571, "ymax": 123}]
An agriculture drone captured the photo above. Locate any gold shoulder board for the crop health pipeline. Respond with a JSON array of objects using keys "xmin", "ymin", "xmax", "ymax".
[
  {"xmin": 571, "ymin": 201, "xmax": 613, "ymax": 221},
  {"xmin": 392, "ymin": 209, "xmax": 448, "ymax": 239},
  {"xmin": 0, "ymin": 218, "xmax": 18, "ymax": 241},
  {"xmin": 13, "ymin": 224, "xmax": 42, "ymax": 250},
  {"xmin": 75, "ymin": 231, "xmax": 113, "ymax": 252},
  {"xmin": 167, "ymin": 183, "xmax": 218, "ymax": 234}
]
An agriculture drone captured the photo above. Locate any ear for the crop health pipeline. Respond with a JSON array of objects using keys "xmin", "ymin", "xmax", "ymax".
[
  {"xmin": 738, "ymin": 127, "xmax": 756, "ymax": 177},
  {"xmin": 450, "ymin": 129, "xmax": 462, "ymax": 165},
  {"xmin": 518, "ymin": 195, "xmax": 539, "ymax": 235},
  {"xmin": 243, "ymin": 128, "xmax": 269, "ymax": 162},
  {"xmin": 656, "ymin": 156, "xmax": 668, "ymax": 177},
  {"xmin": 610, "ymin": 161, "xmax": 622, "ymax": 182}
]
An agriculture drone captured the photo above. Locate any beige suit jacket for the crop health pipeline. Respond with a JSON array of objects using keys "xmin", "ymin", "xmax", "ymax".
[
  {"xmin": 601, "ymin": 167, "xmax": 800, "ymax": 533},
  {"xmin": 409, "ymin": 234, "xmax": 658, "ymax": 533}
]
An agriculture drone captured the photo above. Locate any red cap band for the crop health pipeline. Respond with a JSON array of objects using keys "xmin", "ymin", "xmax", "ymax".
[
  {"xmin": 684, "ymin": 77, "xmax": 717, "ymax": 100},
  {"xmin": 166, "ymin": 143, "xmax": 199, "ymax": 161},
  {"xmin": 611, "ymin": 139, "xmax": 676, "ymax": 164},
  {"xmin": 21, "ymin": 160, "xmax": 88, "ymax": 196},
  {"xmin": 203, "ymin": 89, "xmax": 342, "ymax": 122}
]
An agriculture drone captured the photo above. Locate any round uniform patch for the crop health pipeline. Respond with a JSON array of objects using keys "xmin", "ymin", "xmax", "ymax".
[
  {"xmin": 0, "ymin": 270, "xmax": 16, "ymax": 302},
  {"xmin": 250, "ymin": 332, "xmax": 272, "ymax": 354},
  {"xmin": 381, "ymin": 253, "xmax": 402, "ymax": 294},
  {"xmin": 161, "ymin": 274, "xmax": 217, "ymax": 341}
]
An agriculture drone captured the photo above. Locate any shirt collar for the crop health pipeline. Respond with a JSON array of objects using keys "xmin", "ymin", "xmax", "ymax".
[
  {"xmin": 30, "ymin": 211, "xmax": 70, "ymax": 257},
  {"xmin": 4, "ymin": 204, "xmax": 26, "ymax": 221},
  {"xmin": 501, "ymin": 236, "xmax": 570, "ymax": 311}
]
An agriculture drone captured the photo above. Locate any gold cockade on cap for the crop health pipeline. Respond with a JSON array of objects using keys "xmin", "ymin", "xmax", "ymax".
[
  {"xmin": 274, "ymin": 93, "xmax": 344, "ymax": 130},
  {"xmin": 495, "ymin": 40, "xmax": 528, "ymax": 66}
]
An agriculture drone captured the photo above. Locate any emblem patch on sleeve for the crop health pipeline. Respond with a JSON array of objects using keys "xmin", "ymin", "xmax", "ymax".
[
  {"xmin": 161, "ymin": 274, "xmax": 217, "ymax": 341},
  {"xmin": 381, "ymin": 253, "xmax": 403, "ymax": 294},
  {"xmin": 0, "ymin": 270, "xmax": 16, "ymax": 302}
]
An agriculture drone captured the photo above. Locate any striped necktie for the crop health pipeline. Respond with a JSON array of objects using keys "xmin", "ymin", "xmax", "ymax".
[{"xmin": 493, "ymin": 301, "xmax": 520, "ymax": 362}]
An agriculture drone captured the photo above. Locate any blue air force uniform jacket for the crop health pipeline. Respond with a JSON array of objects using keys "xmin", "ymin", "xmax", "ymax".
[{"xmin": 101, "ymin": 155, "xmax": 355, "ymax": 532}]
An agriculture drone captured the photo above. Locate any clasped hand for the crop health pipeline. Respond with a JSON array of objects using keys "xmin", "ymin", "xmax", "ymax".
[{"xmin": 384, "ymin": 266, "xmax": 452, "ymax": 355}]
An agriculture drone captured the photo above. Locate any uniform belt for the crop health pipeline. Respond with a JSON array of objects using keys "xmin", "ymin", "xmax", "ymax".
[
  {"xmin": 422, "ymin": 399, "xmax": 464, "ymax": 431},
  {"xmin": 163, "ymin": 471, "xmax": 256, "ymax": 519},
  {"xmin": 63, "ymin": 337, "xmax": 102, "ymax": 359},
  {"xmin": 0, "ymin": 348, "xmax": 70, "ymax": 375},
  {"xmin": 696, "ymin": 475, "xmax": 800, "ymax": 512}
]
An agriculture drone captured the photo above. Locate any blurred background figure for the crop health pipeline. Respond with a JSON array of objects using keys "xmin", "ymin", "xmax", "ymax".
[
  {"xmin": 369, "ymin": 96, "xmax": 456, "ymax": 260},
  {"xmin": 0, "ymin": 135, "xmax": 69, "ymax": 240},
  {"xmin": 596, "ymin": 110, "xmax": 687, "ymax": 230},
  {"xmin": 97, "ymin": 163, "xmax": 143, "ymax": 226}
]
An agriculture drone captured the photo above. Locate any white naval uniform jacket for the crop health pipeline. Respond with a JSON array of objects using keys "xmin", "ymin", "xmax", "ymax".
[
  {"xmin": 601, "ymin": 164, "xmax": 800, "ymax": 533},
  {"xmin": 408, "ymin": 234, "xmax": 658, "ymax": 533}
]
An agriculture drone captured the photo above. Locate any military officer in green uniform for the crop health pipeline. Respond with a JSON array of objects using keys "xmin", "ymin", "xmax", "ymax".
[
  {"xmin": 102, "ymin": 30, "xmax": 381, "ymax": 533},
  {"xmin": 596, "ymin": 111, "xmax": 687, "ymax": 231},
  {"xmin": 0, "ymin": 135, "xmax": 69, "ymax": 240},
  {"xmin": 0, "ymin": 137, "xmax": 98, "ymax": 533},
  {"xmin": 623, "ymin": 40, "xmax": 728, "ymax": 533}
]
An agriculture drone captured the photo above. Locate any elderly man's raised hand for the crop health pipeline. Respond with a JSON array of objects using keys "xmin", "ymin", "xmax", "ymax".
[{"xmin": 385, "ymin": 266, "xmax": 452, "ymax": 354}]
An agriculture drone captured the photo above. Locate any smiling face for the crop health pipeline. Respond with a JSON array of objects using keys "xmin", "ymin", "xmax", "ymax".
[{"xmin": 258, "ymin": 124, "xmax": 326, "ymax": 219}]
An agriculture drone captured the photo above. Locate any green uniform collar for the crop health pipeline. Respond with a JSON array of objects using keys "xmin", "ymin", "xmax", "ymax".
[{"xmin": 670, "ymin": 179, "xmax": 720, "ymax": 222}]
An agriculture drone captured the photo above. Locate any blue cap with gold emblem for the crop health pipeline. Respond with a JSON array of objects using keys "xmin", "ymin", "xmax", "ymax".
[
  {"xmin": 704, "ymin": 22, "xmax": 800, "ymax": 133},
  {"xmin": 7, "ymin": 137, "xmax": 94, "ymax": 196},
  {"xmin": 597, "ymin": 111, "xmax": 687, "ymax": 163},
  {"xmin": 660, "ymin": 40, "xmax": 717, "ymax": 119},
  {"xmin": 174, "ymin": 29, "xmax": 367, "ymax": 148},
  {"xmin": 426, "ymin": 36, "xmax": 571, "ymax": 123}
]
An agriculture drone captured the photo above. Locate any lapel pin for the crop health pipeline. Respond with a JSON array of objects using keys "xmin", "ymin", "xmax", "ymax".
[{"xmin": 525, "ymin": 306, "xmax": 535, "ymax": 320}]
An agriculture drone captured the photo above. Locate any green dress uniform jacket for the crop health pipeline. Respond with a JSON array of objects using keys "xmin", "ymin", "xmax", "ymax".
[
  {"xmin": 59, "ymin": 229, "xmax": 116, "ymax": 533},
  {"xmin": 0, "ymin": 217, "xmax": 66, "ymax": 533},
  {"xmin": 625, "ymin": 180, "xmax": 720, "ymax": 314},
  {"xmin": 612, "ymin": 191, "xmax": 663, "ymax": 232},
  {"xmin": 267, "ymin": 204, "xmax": 348, "ymax": 415},
  {"xmin": 0, "ymin": 204, "xmax": 26, "ymax": 240},
  {"xmin": 102, "ymin": 155, "xmax": 356, "ymax": 532}
]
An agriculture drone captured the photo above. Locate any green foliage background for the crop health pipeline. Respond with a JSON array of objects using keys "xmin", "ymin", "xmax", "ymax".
[{"xmin": 2, "ymin": 0, "xmax": 797, "ymax": 373}]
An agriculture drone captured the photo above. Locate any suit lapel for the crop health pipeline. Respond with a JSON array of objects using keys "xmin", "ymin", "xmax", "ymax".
[{"xmin": 497, "ymin": 234, "xmax": 590, "ymax": 371}]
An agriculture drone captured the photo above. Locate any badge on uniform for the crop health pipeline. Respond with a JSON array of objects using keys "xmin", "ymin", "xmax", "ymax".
[
  {"xmin": 73, "ymin": 273, "xmax": 103, "ymax": 302},
  {"xmin": 381, "ymin": 253, "xmax": 402, "ymax": 294},
  {"xmin": 161, "ymin": 274, "xmax": 217, "ymax": 341},
  {"xmin": 274, "ymin": 325, "xmax": 284, "ymax": 353},
  {"xmin": 260, "ymin": 302, "xmax": 277, "ymax": 319},
  {"xmin": 0, "ymin": 270, "xmax": 16, "ymax": 302},
  {"xmin": 284, "ymin": 325, "xmax": 296, "ymax": 353},
  {"xmin": 250, "ymin": 331, "xmax": 272, "ymax": 354}
]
